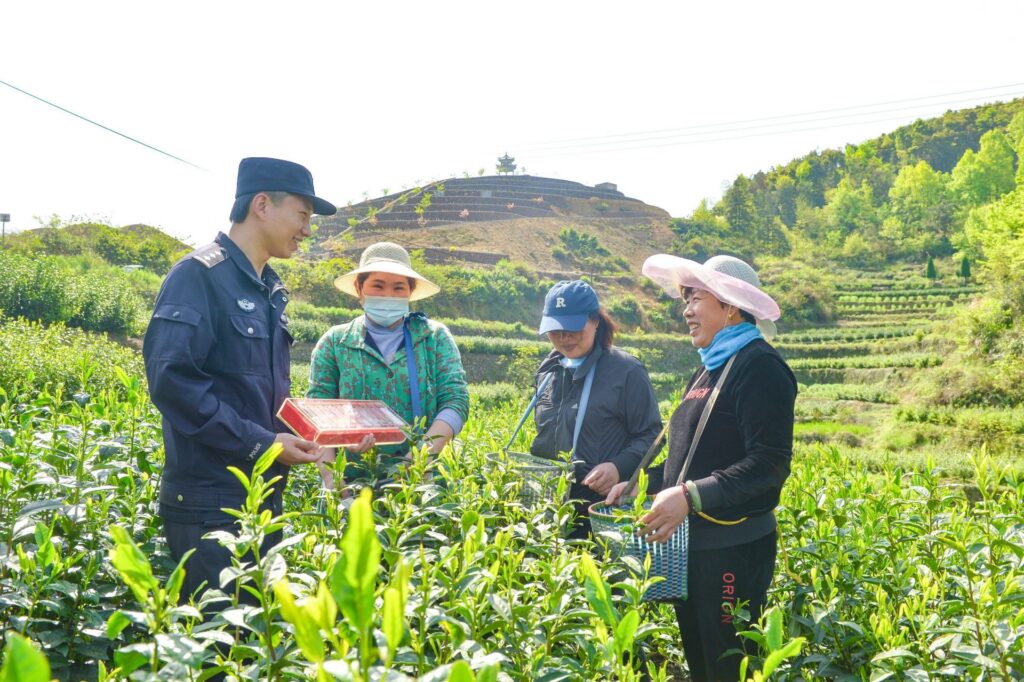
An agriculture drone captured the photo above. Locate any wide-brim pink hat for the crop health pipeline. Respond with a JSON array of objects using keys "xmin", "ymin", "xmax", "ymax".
[{"xmin": 642, "ymin": 254, "xmax": 780, "ymax": 339}]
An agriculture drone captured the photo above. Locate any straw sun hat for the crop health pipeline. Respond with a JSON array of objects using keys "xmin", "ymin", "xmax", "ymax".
[
  {"xmin": 641, "ymin": 254, "xmax": 780, "ymax": 339},
  {"xmin": 334, "ymin": 242, "xmax": 440, "ymax": 301}
]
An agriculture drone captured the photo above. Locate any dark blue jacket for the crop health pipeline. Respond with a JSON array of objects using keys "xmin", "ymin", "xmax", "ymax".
[{"xmin": 143, "ymin": 232, "xmax": 293, "ymax": 519}]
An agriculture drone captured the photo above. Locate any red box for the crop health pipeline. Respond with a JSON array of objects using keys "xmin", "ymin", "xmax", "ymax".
[{"xmin": 276, "ymin": 398, "xmax": 409, "ymax": 448}]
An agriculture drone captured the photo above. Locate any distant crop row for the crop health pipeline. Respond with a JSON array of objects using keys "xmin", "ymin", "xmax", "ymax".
[
  {"xmin": 798, "ymin": 382, "xmax": 898, "ymax": 403},
  {"xmin": 776, "ymin": 339, "xmax": 921, "ymax": 359},
  {"xmin": 836, "ymin": 303, "xmax": 951, "ymax": 315},
  {"xmin": 836, "ymin": 292, "xmax": 973, "ymax": 304},
  {"xmin": 895, "ymin": 405, "xmax": 1024, "ymax": 436},
  {"xmin": 838, "ymin": 314, "xmax": 940, "ymax": 325},
  {"xmin": 778, "ymin": 324, "xmax": 925, "ymax": 343},
  {"xmin": 788, "ymin": 353, "xmax": 942, "ymax": 370}
]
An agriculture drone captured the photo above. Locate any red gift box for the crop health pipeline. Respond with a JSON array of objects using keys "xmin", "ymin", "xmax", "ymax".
[{"xmin": 276, "ymin": 398, "xmax": 409, "ymax": 448}]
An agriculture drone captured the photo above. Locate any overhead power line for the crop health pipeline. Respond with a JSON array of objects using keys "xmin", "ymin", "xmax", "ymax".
[
  {"xmin": 0, "ymin": 78, "xmax": 207, "ymax": 171},
  {"xmin": 527, "ymin": 98, "xmax": 1024, "ymax": 159},
  {"xmin": 525, "ymin": 92, "xmax": 1024, "ymax": 159},
  {"xmin": 516, "ymin": 82, "xmax": 1024, "ymax": 153}
]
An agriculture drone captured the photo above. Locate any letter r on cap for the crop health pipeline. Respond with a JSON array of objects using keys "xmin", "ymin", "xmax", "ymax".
[{"xmin": 556, "ymin": 297, "xmax": 566, "ymax": 308}]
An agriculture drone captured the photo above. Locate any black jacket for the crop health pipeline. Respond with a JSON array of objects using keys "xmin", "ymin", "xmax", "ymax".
[
  {"xmin": 143, "ymin": 232, "xmax": 293, "ymax": 519},
  {"xmin": 652, "ymin": 339, "xmax": 797, "ymax": 549},
  {"xmin": 530, "ymin": 344, "xmax": 662, "ymax": 489}
]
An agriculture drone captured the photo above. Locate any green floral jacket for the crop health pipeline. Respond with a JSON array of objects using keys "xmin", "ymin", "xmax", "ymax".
[{"xmin": 306, "ymin": 314, "xmax": 469, "ymax": 445}]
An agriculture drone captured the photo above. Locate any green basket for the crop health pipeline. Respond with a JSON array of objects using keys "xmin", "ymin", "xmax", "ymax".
[
  {"xmin": 588, "ymin": 500, "xmax": 689, "ymax": 601},
  {"xmin": 494, "ymin": 450, "xmax": 572, "ymax": 508}
]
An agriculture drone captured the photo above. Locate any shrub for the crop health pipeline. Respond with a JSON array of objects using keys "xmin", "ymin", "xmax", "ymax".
[
  {"xmin": 0, "ymin": 315, "xmax": 144, "ymax": 393},
  {"xmin": 0, "ymin": 253, "xmax": 144, "ymax": 334}
]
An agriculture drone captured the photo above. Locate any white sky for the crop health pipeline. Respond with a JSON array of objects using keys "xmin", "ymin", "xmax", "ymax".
[{"xmin": 2, "ymin": 1, "xmax": 1022, "ymax": 247}]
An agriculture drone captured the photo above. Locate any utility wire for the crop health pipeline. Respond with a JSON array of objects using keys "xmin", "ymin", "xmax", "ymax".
[
  {"xmin": 528, "ymin": 103, "xmax": 1024, "ymax": 159},
  {"xmin": 0, "ymin": 78, "xmax": 207, "ymax": 171},
  {"xmin": 524, "ymin": 91, "xmax": 1024, "ymax": 156},
  {"xmin": 515, "ymin": 81, "xmax": 1024, "ymax": 151}
]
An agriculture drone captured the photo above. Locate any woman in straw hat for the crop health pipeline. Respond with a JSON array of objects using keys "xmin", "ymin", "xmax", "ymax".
[
  {"xmin": 531, "ymin": 279, "xmax": 662, "ymax": 539},
  {"xmin": 307, "ymin": 242, "xmax": 468, "ymax": 488},
  {"xmin": 606, "ymin": 254, "xmax": 797, "ymax": 682}
]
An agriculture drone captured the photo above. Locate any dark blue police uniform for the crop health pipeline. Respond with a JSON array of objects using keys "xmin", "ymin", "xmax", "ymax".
[{"xmin": 143, "ymin": 231, "xmax": 294, "ymax": 599}]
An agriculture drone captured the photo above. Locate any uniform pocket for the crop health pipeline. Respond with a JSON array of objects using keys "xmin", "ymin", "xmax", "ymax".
[
  {"xmin": 227, "ymin": 315, "xmax": 270, "ymax": 374},
  {"xmin": 229, "ymin": 315, "xmax": 269, "ymax": 339}
]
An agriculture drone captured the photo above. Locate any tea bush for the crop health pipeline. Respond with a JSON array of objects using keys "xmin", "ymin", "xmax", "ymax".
[
  {"xmin": 0, "ymin": 316, "xmax": 144, "ymax": 394},
  {"xmin": 1, "ymin": 379, "xmax": 1021, "ymax": 679},
  {"xmin": 0, "ymin": 253, "xmax": 143, "ymax": 335}
]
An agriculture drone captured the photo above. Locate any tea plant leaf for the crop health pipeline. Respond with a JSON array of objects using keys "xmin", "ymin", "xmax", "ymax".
[
  {"xmin": 108, "ymin": 524, "xmax": 157, "ymax": 605},
  {"xmin": 579, "ymin": 553, "xmax": 618, "ymax": 626},
  {"xmin": 106, "ymin": 610, "xmax": 132, "ymax": 640},
  {"xmin": 0, "ymin": 633, "xmax": 51, "ymax": 682},
  {"xmin": 760, "ymin": 637, "xmax": 805, "ymax": 678},
  {"xmin": 446, "ymin": 660, "xmax": 475, "ymax": 682},
  {"xmin": 273, "ymin": 579, "xmax": 325, "ymax": 663},
  {"xmin": 382, "ymin": 586, "xmax": 404, "ymax": 666},
  {"xmin": 331, "ymin": 488, "xmax": 381, "ymax": 638},
  {"xmin": 765, "ymin": 606, "xmax": 784, "ymax": 651},
  {"xmin": 615, "ymin": 609, "xmax": 640, "ymax": 654}
]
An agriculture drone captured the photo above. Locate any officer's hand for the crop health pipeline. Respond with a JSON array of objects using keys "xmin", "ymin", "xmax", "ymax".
[
  {"xmin": 582, "ymin": 462, "xmax": 620, "ymax": 496},
  {"xmin": 274, "ymin": 433, "xmax": 324, "ymax": 466}
]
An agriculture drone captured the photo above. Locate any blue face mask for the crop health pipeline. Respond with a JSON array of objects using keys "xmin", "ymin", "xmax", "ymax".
[
  {"xmin": 363, "ymin": 296, "xmax": 409, "ymax": 327},
  {"xmin": 559, "ymin": 356, "xmax": 585, "ymax": 368}
]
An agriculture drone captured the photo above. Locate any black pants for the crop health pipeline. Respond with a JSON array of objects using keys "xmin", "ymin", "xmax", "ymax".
[
  {"xmin": 567, "ymin": 481, "xmax": 603, "ymax": 540},
  {"xmin": 673, "ymin": 531, "xmax": 777, "ymax": 682},
  {"xmin": 163, "ymin": 518, "xmax": 280, "ymax": 605}
]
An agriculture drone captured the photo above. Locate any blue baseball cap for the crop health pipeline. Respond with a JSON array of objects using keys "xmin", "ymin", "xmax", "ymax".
[
  {"xmin": 538, "ymin": 280, "xmax": 600, "ymax": 335},
  {"xmin": 235, "ymin": 157, "xmax": 337, "ymax": 216}
]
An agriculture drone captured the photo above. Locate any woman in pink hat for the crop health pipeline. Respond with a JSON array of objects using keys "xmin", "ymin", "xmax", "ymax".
[{"xmin": 606, "ymin": 254, "xmax": 797, "ymax": 682}]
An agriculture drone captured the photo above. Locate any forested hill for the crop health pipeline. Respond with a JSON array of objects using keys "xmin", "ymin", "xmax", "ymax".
[{"xmin": 674, "ymin": 97, "xmax": 1024, "ymax": 265}]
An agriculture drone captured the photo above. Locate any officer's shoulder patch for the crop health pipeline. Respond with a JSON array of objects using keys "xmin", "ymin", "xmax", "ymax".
[{"xmin": 190, "ymin": 243, "xmax": 228, "ymax": 269}]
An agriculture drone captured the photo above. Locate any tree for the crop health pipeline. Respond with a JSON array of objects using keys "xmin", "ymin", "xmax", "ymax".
[
  {"xmin": 718, "ymin": 175, "xmax": 758, "ymax": 236},
  {"xmin": 959, "ymin": 254, "xmax": 971, "ymax": 284},
  {"xmin": 822, "ymin": 179, "xmax": 881, "ymax": 257},
  {"xmin": 671, "ymin": 200, "xmax": 749, "ymax": 262},
  {"xmin": 773, "ymin": 175, "xmax": 798, "ymax": 227},
  {"xmin": 926, "ymin": 256, "xmax": 937, "ymax": 280},
  {"xmin": 1006, "ymin": 109, "xmax": 1024, "ymax": 147},
  {"xmin": 882, "ymin": 161, "xmax": 955, "ymax": 257},
  {"xmin": 949, "ymin": 129, "xmax": 1016, "ymax": 208}
]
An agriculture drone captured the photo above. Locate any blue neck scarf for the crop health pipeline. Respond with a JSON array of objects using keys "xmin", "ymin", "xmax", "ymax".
[{"xmin": 698, "ymin": 322, "xmax": 762, "ymax": 370}]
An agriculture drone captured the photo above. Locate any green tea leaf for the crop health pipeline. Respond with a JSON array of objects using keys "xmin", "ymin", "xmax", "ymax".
[
  {"xmin": 615, "ymin": 609, "xmax": 640, "ymax": 654},
  {"xmin": 579, "ymin": 553, "xmax": 618, "ymax": 627},
  {"xmin": 331, "ymin": 488, "xmax": 381, "ymax": 636},
  {"xmin": 108, "ymin": 525, "xmax": 157, "ymax": 605},
  {"xmin": 446, "ymin": 660, "xmax": 475, "ymax": 682},
  {"xmin": 273, "ymin": 579, "xmax": 325, "ymax": 663},
  {"xmin": 0, "ymin": 633, "xmax": 51, "ymax": 682},
  {"xmin": 106, "ymin": 610, "xmax": 132, "ymax": 640},
  {"xmin": 382, "ymin": 587, "xmax": 404, "ymax": 666}
]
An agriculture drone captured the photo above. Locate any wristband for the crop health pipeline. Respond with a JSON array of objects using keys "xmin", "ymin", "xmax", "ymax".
[
  {"xmin": 684, "ymin": 480, "xmax": 702, "ymax": 514},
  {"xmin": 679, "ymin": 483, "xmax": 694, "ymax": 515}
]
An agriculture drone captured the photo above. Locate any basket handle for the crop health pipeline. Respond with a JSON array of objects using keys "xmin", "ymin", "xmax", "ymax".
[
  {"xmin": 614, "ymin": 354, "xmax": 736, "ymax": 506},
  {"xmin": 503, "ymin": 372, "xmax": 554, "ymax": 453}
]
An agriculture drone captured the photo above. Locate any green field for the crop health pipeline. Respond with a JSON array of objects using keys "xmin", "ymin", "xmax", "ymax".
[{"xmin": 3, "ymin": 260, "xmax": 1024, "ymax": 681}]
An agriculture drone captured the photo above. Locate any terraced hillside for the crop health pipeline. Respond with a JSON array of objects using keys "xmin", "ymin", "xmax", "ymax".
[
  {"xmin": 308, "ymin": 175, "xmax": 676, "ymax": 275},
  {"xmin": 777, "ymin": 272, "xmax": 1020, "ymax": 472}
]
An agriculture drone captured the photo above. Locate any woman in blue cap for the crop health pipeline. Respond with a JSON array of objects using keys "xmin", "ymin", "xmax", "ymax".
[{"xmin": 530, "ymin": 279, "xmax": 662, "ymax": 538}]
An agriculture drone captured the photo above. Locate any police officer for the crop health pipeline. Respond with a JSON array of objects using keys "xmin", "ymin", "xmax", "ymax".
[{"xmin": 143, "ymin": 157, "xmax": 336, "ymax": 602}]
